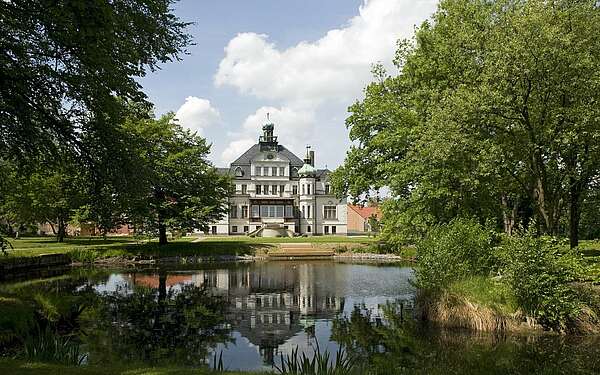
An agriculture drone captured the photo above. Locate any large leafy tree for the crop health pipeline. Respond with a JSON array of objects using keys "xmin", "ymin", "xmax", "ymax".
[
  {"xmin": 125, "ymin": 114, "xmax": 231, "ymax": 244},
  {"xmin": 0, "ymin": 0, "xmax": 191, "ymax": 161},
  {"xmin": 333, "ymin": 0, "xmax": 600, "ymax": 247},
  {"xmin": 0, "ymin": 155, "xmax": 85, "ymax": 242}
]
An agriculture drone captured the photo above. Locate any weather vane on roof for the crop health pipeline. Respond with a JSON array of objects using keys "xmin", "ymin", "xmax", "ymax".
[{"xmin": 266, "ymin": 112, "xmax": 270, "ymax": 121}]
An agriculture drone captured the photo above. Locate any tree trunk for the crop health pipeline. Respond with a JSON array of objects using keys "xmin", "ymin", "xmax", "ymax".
[
  {"xmin": 57, "ymin": 217, "xmax": 66, "ymax": 243},
  {"xmin": 569, "ymin": 177, "xmax": 581, "ymax": 249},
  {"xmin": 158, "ymin": 223, "xmax": 168, "ymax": 245}
]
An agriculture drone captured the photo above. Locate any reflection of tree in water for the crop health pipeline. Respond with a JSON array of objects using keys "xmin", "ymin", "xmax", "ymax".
[
  {"xmin": 331, "ymin": 302, "xmax": 419, "ymax": 373},
  {"xmin": 332, "ymin": 301, "xmax": 600, "ymax": 374},
  {"xmin": 86, "ymin": 273, "xmax": 230, "ymax": 367}
]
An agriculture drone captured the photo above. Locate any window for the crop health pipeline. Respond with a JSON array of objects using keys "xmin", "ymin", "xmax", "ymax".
[
  {"xmin": 235, "ymin": 167, "xmax": 244, "ymax": 177},
  {"xmin": 293, "ymin": 185, "xmax": 298, "ymax": 195},
  {"xmin": 285, "ymin": 205, "xmax": 293, "ymax": 218},
  {"xmin": 272, "ymin": 167, "xmax": 277, "ymax": 176},
  {"xmin": 307, "ymin": 183, "xmax": 311, "ymax": 195},
  {"xmin": 241, "ymin": 184, "xmax": 247, "ymax": 194},
  {"xmin": 256, "ymin": 226, "xmax": 260, "ymax": 231},
  {"xmin": 307, "ymin": 225, "xmax": 312, "ymax": 233},
  {"xmin": 325, "ymin": 184, "xmax": 330, "ymax": 194},
  {"xmin": 232, "ymin": 226, "xmax": 238, "ymax": 233},
  {"xmin": 256, "ymin": 184, "xmax": 262, "ymax": 195},
  {"xmin": 230, "ymin": 205, "xmax": 237, "ymax": 218},
  {"xmin": 251, "ymin": 206, "xmax": 259, "ymax": 217},
  {"xmin": 280, "ymin": 167, "xmax": 285, "ymax": 176},
  {"xmin": 302, "ymin": 184, "xmax": 305, "ymax": 195},
  {"xmin": 244, "ymin": 226, "xmax": 249, "ymax": 233},
  {"xmin": 307, "ymin": 205, "xmax": 311, "ymax": 219},
  {"xmin": 324, "ymin": 226, "xmax": 329, "ymax": 234},
  {"xmin": 211, "ymin": 226, "xmax": 217, "ymax": 234},
  {"xmin": 301, "ymin": 206, "xmax": 306, "ymax": 218},
  {"xmin": 272, "ymin": 185, "xmax": 278, "ymax": 195},
  {"xmin": 276, "ymin": 206, "xmax": 284, "ymax": 217},
  {"xmin": 261, "ymin": 206, "xmax": 268, "ymax": 217},
  {"xmin": 324, "ymin": 206, "xmax": 337, "ymax": 219},
  {"xmin": 332, "ymin": 226, "xmax": 337, "ymax": 234},
  {"xmin": 241, "ymin": 206, "xmax": 248, "ymax": 218},
  {"xmin": 255, "ymin": 166, "xmax": 261, "ymax": 176},
  {"xmin": 280, "ymin": 185, "xmax": 285, "ymax": 194}
]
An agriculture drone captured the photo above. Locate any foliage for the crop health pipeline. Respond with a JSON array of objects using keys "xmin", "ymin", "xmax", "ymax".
[
  {"xmin": 0, "ymin": 0, "xmax": 191, "ymax": 161},
  {"xmin": 22, "ymin": 326, "xmax": 85, "ymax": 366},
  {"xmin": 333, "ymin": 0, "xmax": 600, "ymax": 247},
  {"xmin": 0, "ymin": 297, "xmax": 35, "ymax": 346},
  {"xmin": 0, "ymin": 235, "xmax": 13, "ymax": 256},
  {"xmin": 415, "ymin": 218, "xmax": 496, "ymax": 290},
  {"xmin": 331, "ymin": 303, "xmax": 418, "ymax": 373},
  {"xmin": 275, "ymin": 343, "xmax": 356, "ymax": 375},
  {"xmin": 85, "ymin": 282, "xmax": 230, "ymax": 366},
  {"xmin": 123, "ymin": 113, "xmax": 231, "ymax": 244},
  {"xmin": 500, "ymin": 235, "xmax": 586, "ymax": 331}
]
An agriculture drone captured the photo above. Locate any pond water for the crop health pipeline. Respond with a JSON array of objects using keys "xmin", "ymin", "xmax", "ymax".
[{"xmin": 3, "ymin": 260, "xmax": 600, "ymax": 374}]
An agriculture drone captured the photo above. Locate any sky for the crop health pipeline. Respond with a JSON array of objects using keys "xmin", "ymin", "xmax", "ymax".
[{"xmin": 138, "ymin": 0, "xmax": 438, "ymax": 169}]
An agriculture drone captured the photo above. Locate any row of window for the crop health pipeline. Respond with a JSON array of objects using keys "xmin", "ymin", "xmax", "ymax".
[
  {"xmin": 251, "ymin": 205, "xmax": 295, "ymax": 218},
  {"xmin": 230, "ymin": 204, "xmax": 337, "ymax": 219},
  {"xmin": 256, "ymin": 184, "xmax": 286, "ymax": 195},
  {"xmin": 234, "ymin": 184, "xmax": 330, "ymax": 196},
  {"xmin": 228, "ymin": 225, "xmax": 338, "ymax": 234},
  {"xmin": 254, "ymin": 166, "xmax": 286, "ymax": 177}
]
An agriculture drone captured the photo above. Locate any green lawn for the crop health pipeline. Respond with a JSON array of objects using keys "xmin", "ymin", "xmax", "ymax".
[
  {"xmin": 0, "ymin": 359, "xmax": 268, "ymax": 375},
  {"xmin": 1, "ymin": 235, "xmax": 377, "ymax": 262},
  {"xmin": 201, "ymin": 235, "xmax": 375, "ymax": 244}
]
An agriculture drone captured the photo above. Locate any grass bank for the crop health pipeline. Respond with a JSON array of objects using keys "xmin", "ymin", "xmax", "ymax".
[
  {"xmin": 0, "ymin": 359, "xmax": 267, "ymax": 375},
  {"xmin": 1, "ymin": 235, "xmax": 380, "ymax": 264}
]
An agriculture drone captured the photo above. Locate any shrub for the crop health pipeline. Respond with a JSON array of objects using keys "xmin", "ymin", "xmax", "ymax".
[
  {"xmin": 501, "ymin": 235, "xmax": 585, "ymax": 331},
  {"xmin": 415, "ymin": 218, "xmax": 495, "ymax": 291}
]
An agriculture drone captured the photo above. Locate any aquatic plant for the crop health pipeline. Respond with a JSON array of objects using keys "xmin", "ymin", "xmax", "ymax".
[
  {"xmin": 275, "ymin": 343, "xmax": 356, "ymax": 375},
  {"xmin": 23, "ymin": 326, "xmax": 86, "ymax": 365}
]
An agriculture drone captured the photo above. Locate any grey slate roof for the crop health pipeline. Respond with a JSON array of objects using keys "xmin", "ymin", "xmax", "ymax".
[
  {"xmin": 230, "ymin": 144, "xmax": 304, "ymax": 166},
  {"xmin": 216, "ymin": 143, "xmax": 331, "ymax": 181}
]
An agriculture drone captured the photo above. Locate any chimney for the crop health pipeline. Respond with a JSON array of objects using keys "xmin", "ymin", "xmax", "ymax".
[{"xmin": 309, "ymin": 151, "xmax": 315, "ymax": 167}]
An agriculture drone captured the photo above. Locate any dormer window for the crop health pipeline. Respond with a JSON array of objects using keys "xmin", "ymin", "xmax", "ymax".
[{"xmin": 234, "ymin": 167, "xmax": 244, "ymax": 177}]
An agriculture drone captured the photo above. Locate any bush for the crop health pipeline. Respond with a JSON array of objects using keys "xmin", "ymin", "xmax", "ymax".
[
  {"xmin": 501, "ymin": 235, "xmax": 585, "ymax": 331},
  {"xmin": 416, "ymin": 218, "xmax": 495, "ymax": 291}
]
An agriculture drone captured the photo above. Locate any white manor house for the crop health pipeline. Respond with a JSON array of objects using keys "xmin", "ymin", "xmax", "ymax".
[{"xmin": 210, "ymin": 121, "xmax": 348, "ymax": 236}]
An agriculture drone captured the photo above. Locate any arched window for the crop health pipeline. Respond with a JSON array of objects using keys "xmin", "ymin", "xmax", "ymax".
[{"xmin": 234, "ymin": 167, "xmax": 244, "ymax": 177}]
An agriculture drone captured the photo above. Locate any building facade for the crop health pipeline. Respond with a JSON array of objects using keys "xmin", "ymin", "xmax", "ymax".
[
  {"xmin": 347, "ymin": 204, "xmax": 382, "ymax": 234},
  {"xmin": 211, "ymin": 121, "xmax": 347, "ymax": 236}
]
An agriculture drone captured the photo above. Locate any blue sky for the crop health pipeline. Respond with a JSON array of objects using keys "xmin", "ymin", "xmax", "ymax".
[{"xmin": 139, "ymin": 0, "xmax": 438, "ymax": 168}]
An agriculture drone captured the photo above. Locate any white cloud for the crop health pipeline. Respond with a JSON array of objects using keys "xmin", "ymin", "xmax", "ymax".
[
  {"xmin": 220, "ymin": 138, "xmax": 256, "ymax": 164},
  {"xmin": 214, "ymin": 0, "xmax": 436, "ymax": 168},
  {"xmin": 174, "ymin": 96, "xmax": 220, "ymax": 134},
  {"xmin": 215, "ymin": 0, "xmax": 437, "ymax": 107}
]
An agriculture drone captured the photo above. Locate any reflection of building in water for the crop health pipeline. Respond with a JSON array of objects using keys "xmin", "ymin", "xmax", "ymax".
[{"xmin": 192, "ymin": 262, "xmax": 345, "ymax": 365}]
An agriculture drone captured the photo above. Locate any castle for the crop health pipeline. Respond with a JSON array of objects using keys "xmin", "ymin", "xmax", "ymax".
[{"xmin": 210, "ymin": 120, "xmax": 348, "ymax": 236}]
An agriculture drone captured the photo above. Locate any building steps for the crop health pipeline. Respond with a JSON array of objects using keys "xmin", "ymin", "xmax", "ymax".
[{"xmin": 267, "ymin": 243, "xmax": 334, "ymax": 259}]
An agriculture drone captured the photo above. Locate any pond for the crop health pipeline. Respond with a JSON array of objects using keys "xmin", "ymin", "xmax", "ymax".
[{"xmin": 2, "ymin": 260, "xmax": 600, "ymax": 374}]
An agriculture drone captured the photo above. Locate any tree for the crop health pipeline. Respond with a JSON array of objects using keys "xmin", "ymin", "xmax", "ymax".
[
  {"xmin": 125, "ymin": 114, "xmax": 231, "ymax": 245},
  {"xmin": 334, "ymin": 0, "xmax": 600, "ymax": 247},
  {"xmin": 1, "ymin": 155, "xmax": 86, "ymax": 242},
  {"xmin": 0, "ymin": 0, "xmax": 191, "ymax": 162}
]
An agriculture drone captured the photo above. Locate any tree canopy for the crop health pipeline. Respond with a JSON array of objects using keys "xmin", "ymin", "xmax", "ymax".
[
  {"xmin": 332, "ymin": 0, "xmax": 600, "ymax": 247},
  {"xmin": 0, "ymin": 0, "xmax": 191, "ymax": 161}
]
